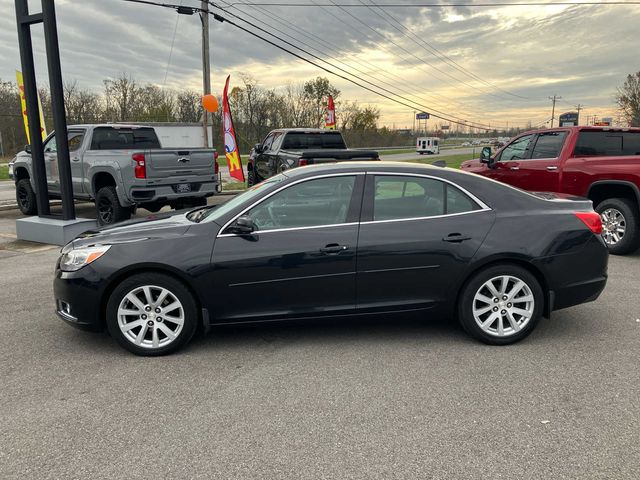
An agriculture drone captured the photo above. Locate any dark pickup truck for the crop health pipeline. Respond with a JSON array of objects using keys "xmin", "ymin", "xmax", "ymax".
[{"xmin": 247, "ymin": 129, "xmax": 379, "ymax": 185}]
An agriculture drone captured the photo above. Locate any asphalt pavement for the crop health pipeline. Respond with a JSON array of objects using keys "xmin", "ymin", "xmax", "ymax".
[{"xmin": 0, "ymin": 197, "xmax": 638, "ymax": 478}]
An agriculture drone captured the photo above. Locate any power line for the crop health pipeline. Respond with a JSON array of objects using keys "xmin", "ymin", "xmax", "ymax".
[
  {"xmin": 207, "ymin": 9, "xmax": 504, "ymax": 130},
  {"xmin": 208, "ymin": 1, "xmax": 504, "ymax": 128},
  {"xmin": 225, "ymin": 0, "xmax": 492, "ymax": 118},
  {"xmin": 228, "ymin": 2, "xmax": 640, "ymax": 7},
  {"xmin": 356, "ymin": 0, "xmax": 532, "ymax": 100}
]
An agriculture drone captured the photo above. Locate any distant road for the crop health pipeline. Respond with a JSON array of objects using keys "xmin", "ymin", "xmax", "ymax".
[{"xmin": 380, "ymin": 147, "xmax": 476, "ymax": 162}]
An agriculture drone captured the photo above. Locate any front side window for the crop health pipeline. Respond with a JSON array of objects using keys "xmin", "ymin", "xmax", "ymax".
[
  {"xmin": 530, "ymin": 132, "xmax": 567, "ymax": 159},
  {"xmin": 246, "ymin": 175, "xmax": 356, "ymax": 231},
  {"xmin": 373, "ymin": 175, "xmax": 480, "ymax": 221},
  {"xmin": 270, "ymin": 132, "xmax": 284, "ymax": 151},
  {"xmin": 44, "ymin": 136, "xmax": 57, "ymax": 153},
  {"xmin": 261, "ymin": 133, "xmax": 275, "ymax": 152},
  {"xmin": 499, "ymin": 134, "xmax": 533, "ymax": 161},
  {"xmin": 68, "ymin": 132, "xmax": 85, "ymax": 152}
]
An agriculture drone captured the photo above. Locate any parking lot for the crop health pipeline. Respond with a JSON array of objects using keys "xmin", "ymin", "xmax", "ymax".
[{"xmin": 0, "ymin": 194, "xmax": 638, "ymax": 479}]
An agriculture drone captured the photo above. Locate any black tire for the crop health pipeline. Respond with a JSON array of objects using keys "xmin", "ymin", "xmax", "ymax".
[
  {"xmin": 96, "ymin": 185, "xmax": 131, "ymax": 225},
  {"xmin": 106, "ymin": 273, "xmax": 199, "ymax": 356},
  {"xmin": 15, "ymin": 178, "xmax": 37, "ymax": 215},
  {"xmin": 458, "ymin": 264, "xmax": 544, "ymax": 345},
  {"xmin": 595, "ymin": 198, "xmax": 640, "ymax": 255},
  {"xmin": 247, "ymin": 167, "xmax": 256, "ymax": 187}
]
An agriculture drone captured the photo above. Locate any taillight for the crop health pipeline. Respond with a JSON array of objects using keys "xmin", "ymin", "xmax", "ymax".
[
  {"xmin": 575, "ymin": 211, "xmax": 603, "ymax": 235},
  {"xmin": 213, "ymin": 152, "xmax": 219, "ymax": 174},
  {"xmin": 299, "ymin": 158, "xmax": 308, "ymax": 166},
  {"xmin": 132, "ymin": 153, "xmax": 146, "ymax": 179}
]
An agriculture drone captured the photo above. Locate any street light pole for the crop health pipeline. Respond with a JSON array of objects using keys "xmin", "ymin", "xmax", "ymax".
[{"xmin": 200, "ymin": 1, "xmax": 211, "ymax": 148}]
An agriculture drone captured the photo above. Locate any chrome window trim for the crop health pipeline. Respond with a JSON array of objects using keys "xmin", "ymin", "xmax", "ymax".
[
  {"xmin": 218, "ymin": 222, "xmax": 359, "ymax": 238},
  {"xmin": 217, "ymin": 170, "xmax": 493, "ymax": 237},
  {"xmin": 216, "ymin": 172, "xmax": 364, "ymax": 238}
]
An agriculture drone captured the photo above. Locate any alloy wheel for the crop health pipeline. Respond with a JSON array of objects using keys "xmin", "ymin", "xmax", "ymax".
[
  {"xmin": 472, "ymin": 275, "xmax": 535, "ymax": 337},
  {"xmin": 98, "ymin": 197, "xmax": 114, "ymax": 224},
  {"xmin": 117, "ymin": 285, "xmax": 185, "ymax": 350},
  {"xmin": 600, "ymin": 208, "xmax": 626, "ymax": 246}
]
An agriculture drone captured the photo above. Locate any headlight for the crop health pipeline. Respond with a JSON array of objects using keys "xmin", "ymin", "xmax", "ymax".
[{"xmin": 59, "ymin": 245, "xmax": 111, "ymax": 272}]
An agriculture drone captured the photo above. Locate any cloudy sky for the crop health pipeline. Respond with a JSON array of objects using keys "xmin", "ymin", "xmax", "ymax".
[{"xmin": 1, "ymin": 0, "xmax": 637, "ymax": 130}]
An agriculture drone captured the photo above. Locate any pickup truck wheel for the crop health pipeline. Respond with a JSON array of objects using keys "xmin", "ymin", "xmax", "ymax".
[
  {"xmin": 96, "ymin": 186, "xmax": 131, "ymax": 225},
  {"xmin": 247, "ymin": 168, "xmax": 256, "ymax": 187},
  {"xmin": 16, "ymin": 178, "xmax": 37, "ymax": 215},
  {"xmin": 596, "ymin": 198, "xmax": 640, "ymax": 255}
]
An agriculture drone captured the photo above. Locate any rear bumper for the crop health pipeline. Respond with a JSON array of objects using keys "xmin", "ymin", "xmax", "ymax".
[
  {"xmin": 533, "ymin": 235, "xmax": 609, "ymax": 313},
  {"xmin": 124, "ymin": 181, "xmax": 219, "ymax": 205}
]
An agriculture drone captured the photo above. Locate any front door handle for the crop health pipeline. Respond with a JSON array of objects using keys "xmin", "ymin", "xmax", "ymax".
[
  {"xmin": 510, "ymin": 166, "xmax": 520, "ymax": 171},
  {"xmin": 546, "ymin": 166, "xmax": 558, "ymax": 171},
  {"xmin": 320, "ymin": 243, "xmax": 349, "ymax": 254},
  {"xmin": 443, "ymin": 233, "xmax": 472, "ymax": 243},
  {"xmin": 71, "ymin": 157, "xmax": 80, "ymax": 162}
]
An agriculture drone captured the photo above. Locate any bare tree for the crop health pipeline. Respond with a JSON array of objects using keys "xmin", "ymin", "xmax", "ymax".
[
  {"xmin": 616, "ymin": 71, "xmax": 640, "ymax": 126},
  {"xmin": 104, "ymin": 73, "xmax": 139, "ymax": 122}
]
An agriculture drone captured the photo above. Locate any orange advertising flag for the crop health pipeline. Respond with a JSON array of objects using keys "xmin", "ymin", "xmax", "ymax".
[
  {"xmin": 325, "ymin": 95, "xmax": 336, "ymax": 130},
  {"xmin": 222, "ymin": 75, "xmax": 245, "ymax": 182}
]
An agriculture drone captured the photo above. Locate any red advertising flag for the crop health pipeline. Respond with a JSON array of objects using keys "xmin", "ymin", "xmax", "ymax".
[
  {"xmin": 325, "ymin": 95, "xmax": 336, "ymax": 130},
  {"xmin": 222, "ymin": 75, "xmax": 245, "ymax": 182}
]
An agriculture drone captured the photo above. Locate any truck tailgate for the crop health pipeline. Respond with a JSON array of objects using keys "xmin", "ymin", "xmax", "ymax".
[
  {"xmin": 290, "ymin": 149, "xmax": 379, "ymax": 163},
  {"xmin": 145, "ymin": 149, "xmax": 214, "ymax": 179}
]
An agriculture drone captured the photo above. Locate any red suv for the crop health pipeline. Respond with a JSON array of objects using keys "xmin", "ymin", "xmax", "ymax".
[{"xmin": 461, "ymin": 126, "xmax": 640, "ymax": 254}]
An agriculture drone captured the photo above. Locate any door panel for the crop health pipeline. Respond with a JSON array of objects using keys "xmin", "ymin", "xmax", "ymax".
[
  {"xmin": 210, "ymin": 174, "xmax": 363, "ymax": 321},
  {"xmin": 356, "ymin": 213, "xmax": 494, "ymax": 312},
  {"xmin": 356, "ymin": 173, "xmax": 495, "ymax": 312},
  {"xmin": 211, "ymin": 226, "xmax": 358, "ymax": 321}
]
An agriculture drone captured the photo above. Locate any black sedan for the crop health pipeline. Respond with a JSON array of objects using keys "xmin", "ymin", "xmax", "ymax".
[{"xmin": 54, "ymin": 162, "xmax": 608, "ymax": 355}]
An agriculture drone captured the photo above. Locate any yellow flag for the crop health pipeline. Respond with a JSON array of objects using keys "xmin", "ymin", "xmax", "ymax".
[{"xmin": 16, "ymin": 70, "xmax": 48, "ymax": 144}]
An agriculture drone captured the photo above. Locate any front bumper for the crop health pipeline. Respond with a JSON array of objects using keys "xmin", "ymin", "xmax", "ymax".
[{"xmin": 53, "ymin": 265, "xmax": 104, "ymax": 332}]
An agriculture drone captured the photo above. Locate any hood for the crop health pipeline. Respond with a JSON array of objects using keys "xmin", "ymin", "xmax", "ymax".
[
  {"xmin": 460, "ymin": 158, "xmax": 484, "ymax": 171},
  {"xmin": 72, "ymin": 209, "xmax": 194, "ymax": 248}
]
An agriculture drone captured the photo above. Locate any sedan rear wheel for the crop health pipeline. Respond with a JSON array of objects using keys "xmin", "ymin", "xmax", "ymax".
[
  {"xmin": 106, "ymin": 273, "xmax": 198, "ymax": 356},
  {"xmin": 459, "ymin": 265, "xmax": 543, "ymax": 345}
]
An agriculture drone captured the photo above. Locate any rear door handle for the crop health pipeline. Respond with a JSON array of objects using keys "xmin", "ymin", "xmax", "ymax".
[
  {"xmin": 443, "ymin": 233, "xmax": 472, "ymax": 243},
  {"xmin": 320, "ymin": 243, "xmax": 349, "ymax": 254},
  {"xmin": 546, "ymin": 166, "xmax": 558, "ymax": 171},
  {"xmin": 510, "ymin": 166, "xmax": 520, "ymax": 171},
  {"xmin": 71, "ymin": 157, "xmax": 80, "ymax": 162}
]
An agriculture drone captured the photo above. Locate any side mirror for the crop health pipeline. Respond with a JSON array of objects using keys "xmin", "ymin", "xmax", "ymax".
[
  {"xmin": 24, "ymin": 144, "xmax": 31, "ymax": 154},
  {"xmin": 480, "ymin": 146, "xmax": 495, "ymax": 167},
  {"xmin": 254, "ymin": 143, "xmax": 263, "ymax": 154},
  {"xmin": 228, "ymin": 215, "xmax": 255, "ymax": 235}
]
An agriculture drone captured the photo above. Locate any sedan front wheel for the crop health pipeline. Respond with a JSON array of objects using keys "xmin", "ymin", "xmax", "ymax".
[
  {"xmin": 458, "ymin": 265, "xmax": 543, "ymax": 345},
  {"xmin": 106, "ymin": 273, "xmax": 198, "ymax": 356}
]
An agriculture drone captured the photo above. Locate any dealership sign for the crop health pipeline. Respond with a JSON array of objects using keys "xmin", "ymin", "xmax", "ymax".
[
  {"xmin": 416, "ymin": 112, "xmax": 430, "ymax": 120},
  {"xmin": 559, "ymin": 112, "xmax": 579, "ymax": 127}
]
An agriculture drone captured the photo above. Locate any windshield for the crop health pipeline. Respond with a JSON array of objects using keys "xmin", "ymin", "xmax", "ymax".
[{"xmin": 197, "ymin": 175, "xmax": 286, "ymax": 223}]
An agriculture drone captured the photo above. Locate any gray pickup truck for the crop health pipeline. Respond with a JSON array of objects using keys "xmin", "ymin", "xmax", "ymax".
[
  {"xmin": 247, "ymin": 129, "xmax": 379, "ymax": 185},
  {"xmin": 9, "ymin": 124, "xmax": 219, "ymax": 225}
]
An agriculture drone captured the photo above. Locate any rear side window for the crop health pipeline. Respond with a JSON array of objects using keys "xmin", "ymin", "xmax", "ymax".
[
  {"xmin": 530, "ymin": 132, "xmax": 567, "ymax": 159},
  {"xmin": 90, "ymin": 127, "xmax": 160, "ymax": 150},
  {"xmin": 574, "ymin": 131, "xmax": 640, "ymax": 156},
  {"xmin": 373, "ymin": 175, "xmax": 479, "ymax": 221}
]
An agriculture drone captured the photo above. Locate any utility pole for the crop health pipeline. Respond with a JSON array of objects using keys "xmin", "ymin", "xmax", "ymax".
[
  {"xmin": 549, "ymin": 95, "xmax": 562, "ymax": 127},
  {"xmin": 200, "ymin": 1, "xmax": 211, "ymax": 147},
  {"xmin": 575, "ymin": 104, "xmax": 585, "ymax": 124}
]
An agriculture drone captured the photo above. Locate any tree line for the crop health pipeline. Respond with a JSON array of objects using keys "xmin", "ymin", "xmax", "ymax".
[{"xmin": 0, "ymin": 73, "xmax": 411, "ymax": 158}]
